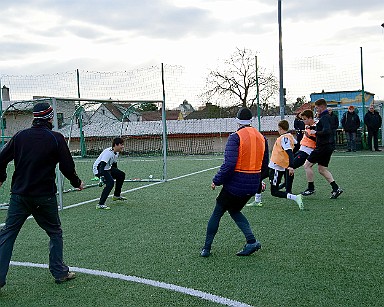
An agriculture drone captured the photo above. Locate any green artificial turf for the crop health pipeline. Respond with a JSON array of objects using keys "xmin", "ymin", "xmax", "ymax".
[{"xmin": 0, "ymin": 153, "xmax": 383, "ymax": 306}]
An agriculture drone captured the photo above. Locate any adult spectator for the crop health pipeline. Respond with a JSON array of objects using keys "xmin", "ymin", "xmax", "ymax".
[
  {"xmin": 364, "ymin": 104, "xmax": 382, "ymax": 151},
  {"xmin": 341, "ymin": 106, "xmax": 360, "ymax": 152}
]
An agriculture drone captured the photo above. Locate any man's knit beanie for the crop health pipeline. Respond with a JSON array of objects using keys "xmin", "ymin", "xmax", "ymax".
[
  {"xmin": 33, "ymin": 102, "xmax": 54, "ymax": 120},
  {"xmin": 236, "ymin": 107, "xmax": 252, "ymax": 125}
]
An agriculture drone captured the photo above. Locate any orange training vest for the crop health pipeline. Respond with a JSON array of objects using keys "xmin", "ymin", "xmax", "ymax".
[
  {"xmin": 300, "ymin": 127, "xmax": 316, "ymax": 148},
  {"xmin": 234, "ymin": 127, "xmax": 265, "ymax": 173},
  {"xmin": 270, "ymin": 133, "xmax": 295, "ymax": 168}
]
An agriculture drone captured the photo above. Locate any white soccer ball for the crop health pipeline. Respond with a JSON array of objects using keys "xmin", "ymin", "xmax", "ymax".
[{"xmin": 149, "ymin": 174, "xmax": 153, "ymax": 179}]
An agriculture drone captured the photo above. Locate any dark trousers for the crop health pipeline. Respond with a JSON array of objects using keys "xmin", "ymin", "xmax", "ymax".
[
  {"xmin": 367, "ymin": 129, "xmax": 379, "ymax": 150},
  {"xmin": 98, "ymin": 167, "xmax": 125, "ymax": 206},
  {"xmin": 203, "ymin": 188, "xmax": 255, "ymax": 250},
  {"xmin": 345, "ymin": 131, "xmax": 357, "ymax": 151},
  {"xmin": 0, "ymin": 194, "xmax": 68, "ymax": 285}
]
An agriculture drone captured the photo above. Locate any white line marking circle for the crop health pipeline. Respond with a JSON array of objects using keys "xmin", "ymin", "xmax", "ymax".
[{"xmin": 10, "ymin": 261, "xmax": 253, "ymax": 307}]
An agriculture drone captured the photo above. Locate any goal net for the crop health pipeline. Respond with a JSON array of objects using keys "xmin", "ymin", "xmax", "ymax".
[{"xmin": 0, "ymin": 97, "xmax": 168, "ymax": 208}]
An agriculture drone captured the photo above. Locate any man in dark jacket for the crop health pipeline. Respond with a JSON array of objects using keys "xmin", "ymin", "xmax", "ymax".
[
  {"xmin": 0, "ymin": 102, "xmax": 84, "ymax": 289},
  {"xmin": 200, "ymin": 107, "xmax": 269, "ymax": 258},
  {"xmin": 341, "ymin": 106, "xmax": 360, "ymax": 152},
  {"xmin": 364, "ymin": 104, "xmax": 382, "ymax": 151},
  {"xmin": 302, "ymin": 98, "xmax": 343, "ymax": 199}
]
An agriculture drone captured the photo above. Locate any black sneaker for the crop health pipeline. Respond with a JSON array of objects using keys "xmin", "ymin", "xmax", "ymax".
[
  {"xmin": 200, "ymin": 248, "xmax": 211, "ymax": 257},
  {"xmin": 236, "ymin": 241, "xmax": 261, "ymax": 256},
  {"xmin": 55, "ymin": 272, "xmax": 76, "ymax": 284},
  {"xmin": 330, "ymin": 188, "xmax": 343, "ymax": 199},
  {"xmin": 301, "ymin": 189, "xmax": 315, "ymax": 196}
]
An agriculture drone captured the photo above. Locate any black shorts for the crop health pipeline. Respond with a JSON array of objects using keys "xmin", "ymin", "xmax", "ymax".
[{"xmin": 307, "ymin": 145, "xmax": 333, "ymax": 167}]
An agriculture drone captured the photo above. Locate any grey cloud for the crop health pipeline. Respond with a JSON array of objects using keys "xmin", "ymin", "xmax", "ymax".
[
  {"xmin": 227, "ymin": 10, "xmax": 277, "ymax": 35},
  {"xmin": 323, "ymin": 24, "xmax": 382, "ymax": 45},
  {"xmin": 1, "ymin": 0, "xmax": 220, "ymax": 39},
  {"xmin": 37, "ymin": 24, "xmax": 107, "ymax": 40},
  {"xmin": 257, "ymin": 0, "xmax": 384, "ymax": 21},
  {"xmin": 0, "ymin": 41, "xmax": 55, "ymax": 58},
  {"xmin": 0, "ymin": 54, "xmax": 152, "ymax": 76}
]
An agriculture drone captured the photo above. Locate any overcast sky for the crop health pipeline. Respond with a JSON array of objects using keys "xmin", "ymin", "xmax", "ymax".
[{"xmin": 1, "ymin": 0, "xmax": 383, "ymax": 105}]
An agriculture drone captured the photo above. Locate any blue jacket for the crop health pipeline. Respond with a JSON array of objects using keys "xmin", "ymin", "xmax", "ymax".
[{"xmin": 213, "ymin": 127, "xmax": 269, "ymax": 197}]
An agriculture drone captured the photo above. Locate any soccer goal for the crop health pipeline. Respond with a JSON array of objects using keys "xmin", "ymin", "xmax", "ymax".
[{"xmin": 0, "ymin": 97, "xmax": 168, "ymax": 209}]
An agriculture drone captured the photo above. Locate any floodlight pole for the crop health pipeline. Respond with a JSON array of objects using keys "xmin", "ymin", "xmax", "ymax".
[{"xmin": 278, "ymin": 0, "xmax": 285, "ymax": 119}]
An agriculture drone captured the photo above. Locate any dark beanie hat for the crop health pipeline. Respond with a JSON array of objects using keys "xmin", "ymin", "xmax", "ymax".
[
  {"xmin": 236, "ymin": 107, "xmax": 252, "ymax": 125},
  {"xmin": 33, "ymin": 102, "xmax": 54, "ymax": 120}
]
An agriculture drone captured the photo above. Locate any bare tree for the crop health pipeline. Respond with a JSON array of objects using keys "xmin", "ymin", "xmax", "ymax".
[{"xmin": 202, "ymin": 48, "xmax": 279, "ymax": 108}]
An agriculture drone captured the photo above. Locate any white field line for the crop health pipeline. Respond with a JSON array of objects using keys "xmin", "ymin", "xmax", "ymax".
[
  {"xmin": 331, "ymin": 154, "xmax": 383, "ymax": 158},
  {"xmin": 10, "ymin": 261, "xmax": 253, "ymax": 307},
  {"xmin": 4, "ymin": 166, "xmax": 254, "ymax": 307}
]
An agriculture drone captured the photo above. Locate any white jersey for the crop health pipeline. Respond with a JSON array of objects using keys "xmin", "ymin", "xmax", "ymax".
[
  {"xmin": 299, "ymin": 145, "xmax": 314, "ymax": 155},
  {"xmin": 93, "ymin": 148, "xmax": 119, "ymax": 175}
]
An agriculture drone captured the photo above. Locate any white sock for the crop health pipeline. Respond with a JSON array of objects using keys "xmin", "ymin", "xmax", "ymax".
[
  {"xmin": 255, "ymin": 194, "xmax": 262, "ymax": 202},
  {"xmin": 287, "ymin": 193, "xmax": 297, "ymax": 201}
]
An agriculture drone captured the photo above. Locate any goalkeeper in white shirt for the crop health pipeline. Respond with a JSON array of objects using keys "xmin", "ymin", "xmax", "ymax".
[{"xmin": 93, "ymin": 137, "xmax": 126, "ymax": 210}]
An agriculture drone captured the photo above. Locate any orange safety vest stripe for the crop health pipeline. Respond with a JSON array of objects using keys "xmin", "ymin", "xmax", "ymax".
[
  {"xmin": 271, "ymin": 133, "xmax": 295, "ymax": 168},
  {"xmin": 234, "ymin": 127, "xmax": 265, "ymax": 173},
  {"xmin": 300, "ymin": 128, "xmax": 316, "ymax": 148}
]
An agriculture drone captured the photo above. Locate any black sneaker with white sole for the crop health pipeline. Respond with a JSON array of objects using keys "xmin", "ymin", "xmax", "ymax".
[
  {"xmin": 301, "ymin": 189, "xmax": 315, "ymax": 196},
  {"xmin": 330, "ymin": 188, "xmax": 343, "ymax": 199}
]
